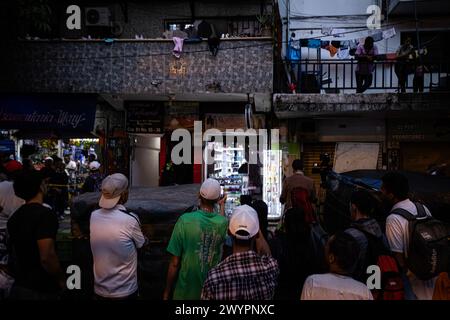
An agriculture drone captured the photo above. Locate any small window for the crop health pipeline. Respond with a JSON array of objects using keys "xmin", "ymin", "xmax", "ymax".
[{"xmin": 165, "ymin": 21, "xmax": 194, "ymax": 32}]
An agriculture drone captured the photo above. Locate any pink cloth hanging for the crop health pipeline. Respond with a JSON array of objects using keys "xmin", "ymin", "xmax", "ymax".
[{"xmin": 173, "ymin": 37, "xmax": 184, "ymax": 58}]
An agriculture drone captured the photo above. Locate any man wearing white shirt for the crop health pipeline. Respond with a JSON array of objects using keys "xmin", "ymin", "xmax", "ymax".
[
  {"xmin": 382, "ymin": 172, "xmax": 436, "ymax": 300},
  {"xmin": 301, "ymin": 232, "xmax": 373, "ymax": 300},
  {"xmin": 90, "ymin": 173, "xmax": 147, "ymax": 299}
]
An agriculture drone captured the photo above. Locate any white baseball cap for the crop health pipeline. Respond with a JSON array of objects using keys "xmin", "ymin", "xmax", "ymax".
[
  {"xmin": 66, "ymin": 161, "xmax": 77, "ymax": 170},
  {"xmin": 199, "ymin": 178, "xmax": 221, "ymax": 201},
  {"xmin": 229, "ymin": 205, "xmax": 259, "ymax": 240},
  {"xmin": 89, "ymin": 161, "xmax": 101, "ymax": 171},
  {"xmin": 99, "ymin": 173, "xmax": 128, "ymax": 209}
]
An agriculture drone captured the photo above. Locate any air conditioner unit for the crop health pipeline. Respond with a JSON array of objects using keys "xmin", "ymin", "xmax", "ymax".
[{"xmin": 85, "ymin": 7, "xmax": 111, "ymax": 27}]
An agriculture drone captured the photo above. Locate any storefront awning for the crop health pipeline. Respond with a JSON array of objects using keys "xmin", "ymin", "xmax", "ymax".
[{"xmin": 0, "ymin": 94, "xmax": 97, "ymax": 134}]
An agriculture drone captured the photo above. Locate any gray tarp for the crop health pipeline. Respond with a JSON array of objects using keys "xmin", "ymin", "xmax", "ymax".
[{"xmin": 70, "ymin": 184, "xmax": 200, "ymax": 236}]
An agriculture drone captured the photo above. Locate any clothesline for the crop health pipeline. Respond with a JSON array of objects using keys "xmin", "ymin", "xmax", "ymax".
[
  {"xmin": 288, "ymin": 27, "xmax": 397, "ymax": 60},
  {"xmin": 294, "ymin": 27, "xmax": 396, "ymax": 48}
]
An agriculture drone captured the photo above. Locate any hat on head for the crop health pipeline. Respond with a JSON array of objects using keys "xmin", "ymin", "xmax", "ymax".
[
  {"xmin": 199, "ymin": 178, "xmax": 221, "ymax": 201},
  {"xmin": 66, "ymin": 161, "xmax": 77, "ymax": 170},
  {"xmin": 99, "ymin": 173, "xmax": 128, "ymax": 209},
  {"xmin": 89, "ymin": 161, "xmax": 101, "ymax": 171},
  {"xmin": 229, "ymin": 205, "xmax": 259, "ymax": 240},
  {"xmin": 44, "ymin": 156, "xmax": 53, "ymax": 161}
]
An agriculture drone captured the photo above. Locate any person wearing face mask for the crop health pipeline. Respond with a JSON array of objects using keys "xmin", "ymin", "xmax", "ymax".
[{"xmin": 8, "ymin": 171, "xmax": 65, "ymax": 299}]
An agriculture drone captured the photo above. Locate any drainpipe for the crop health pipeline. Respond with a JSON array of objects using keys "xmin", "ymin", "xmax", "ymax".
[{"xmin": 286, "ymin": 0, "xmax": 290, "ymax": 56}]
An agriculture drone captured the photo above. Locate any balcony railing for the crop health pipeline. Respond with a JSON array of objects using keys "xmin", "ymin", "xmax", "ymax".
[{"xmin": 283, "ymin": 59, "xmax": 450, "ymax": 94}]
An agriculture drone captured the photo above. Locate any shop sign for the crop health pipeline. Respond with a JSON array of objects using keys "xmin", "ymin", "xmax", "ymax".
[
  {"xmin": 0, "ymin": 94, "xmax": 96, "ymax": 131},
  {"xmin": 169, "ymin": 60, "xmax": 187, "ymax": 77},
  {"xmin": 125, "ymin": 101, "xmax": 164, "ymax": 134},
  {"xmin": 0, "ymin": 140, "xmax": 15, "ymax": 154},
  {"xmin": 164, "ymin": 102, "xmax": 198, "ymax": 130},
  {"xmin": 389, "ymin": 119, "xmax": 450, "ymax": 142}
]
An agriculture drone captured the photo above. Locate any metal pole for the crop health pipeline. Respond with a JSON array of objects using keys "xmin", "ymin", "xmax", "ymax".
[
  {"xmin": 414, "ymin": 0, "xmax": 421, "ymax": 54},
  {"xmin": 286, "ymin": 0, "xmax": 290, "ymax": 55}
]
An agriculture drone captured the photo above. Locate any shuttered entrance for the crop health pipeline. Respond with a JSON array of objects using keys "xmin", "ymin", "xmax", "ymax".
[{"xmin": 400, "ymin": 142, "xmax": 450, "ymax": 174}]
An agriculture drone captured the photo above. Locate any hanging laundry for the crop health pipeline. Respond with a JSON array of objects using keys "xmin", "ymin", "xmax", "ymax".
[
  {"xmin": 382, "ymin": 27, "xmax": 396, "ymax": 40},
  {"xmin": 348, "ymin": 40, "xmax": 358, "ymax": 56},
  {"xmin": 325, "ymin": 44, "xmax": 338, "ymax": 57},
  {"xmin": 206, "ymin": 24, "xmax": 220, "ymax": 56},
  {"xmin": 337, "ymin": 48, "xmax": 350, "ymax": 59},
  {"xmin": 197, "ymin": 20, "xmax": 213, "ymax": 38},
  {"xmin": 321, "ymin": 41, "xmax": 330, "ymax": 49},
  {"xmin": 288, "ymin": 39, "xmax": 301, "ymax": 61},
  {"xmin": 300, "ymin": 39, "xmax": 309, "ymax": 47},
  {"xmin": 307, "ymin": 39, "xmax": 321, "ymax": 48},
  {"xmin": 172, "ymin": 37, "xmax": 184, "ymax": 58},
  {"xmin": 184, "ymin": 37, "xmax": 202, "ymax": 44},
  {"xmin": 372, "ymin": 31, "xmax": 383, "ymax": 42},
  {"xmin": 340, "ymin": 40, "xmax": 351, "ymax": 49},
  {"xmin": 321, "ymin": 27, "xmax": 332, "ymax": 36},
  {"xmin": 208, "ymin": 36, "xmax": 220, "ymax": 56},
  {"xmin": 331, "ymin": 41, "xmax": 341, "ymax": 49}
]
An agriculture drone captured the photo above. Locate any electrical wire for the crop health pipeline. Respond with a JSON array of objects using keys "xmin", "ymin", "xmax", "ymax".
[{"xmin": 16, "ymin": 18, "xmax": 414, "ymax": 62}]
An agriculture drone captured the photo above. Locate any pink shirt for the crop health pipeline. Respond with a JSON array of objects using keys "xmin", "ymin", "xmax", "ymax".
[{"xmin": 355, "ymin": 44, "xmax": 379, "ymax": 74}]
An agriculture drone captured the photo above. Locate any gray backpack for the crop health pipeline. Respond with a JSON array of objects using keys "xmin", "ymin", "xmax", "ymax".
[{"xmin": 392, "ymin": 203, "xmax": 448, "ymax": 280}]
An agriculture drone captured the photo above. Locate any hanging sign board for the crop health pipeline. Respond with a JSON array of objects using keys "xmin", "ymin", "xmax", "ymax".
[{"xmin": 125, "ymin": 101, "xmax": 164, "ymax": 134}]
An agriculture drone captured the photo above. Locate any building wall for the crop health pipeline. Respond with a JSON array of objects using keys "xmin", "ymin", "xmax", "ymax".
[
  {"xmin": 116, "ymin": 1, "xmax": 269, "ymax": 39},
  {"xmin": 279, "ymin": 0, "xmax": 379, "ymax": 51},
  {"xmin": 279, "ymin": 0, "xmax": 450, "ymax": 93},
  {"xmin": 2, "ymin": 39, "xmax": 273, "ymax": 94},
  {"xmin": 317, "ymin": 118, "xmax": 385, "ymax": 142},
  {"xmin": 288, "ymin": 16, "xmax": 450, "ymax": 93}
]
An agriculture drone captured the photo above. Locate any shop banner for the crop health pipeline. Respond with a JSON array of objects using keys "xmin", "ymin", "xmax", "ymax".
[
  {"xmin": 0, "ymin": 140, "xmax": 15, "ymax": 154},
  {"xmin": 0, "ymin": 94, "xmax": 97, "ymax": 131},
  {"xmin": 126, "ymin": 101, "xmax": 164, "ymax": 134}
]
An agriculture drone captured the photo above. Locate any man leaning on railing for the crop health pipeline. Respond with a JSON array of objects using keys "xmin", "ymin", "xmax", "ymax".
[{"xmin": 355, "ymin": 37, "xmax": 378, "ymax": 93}]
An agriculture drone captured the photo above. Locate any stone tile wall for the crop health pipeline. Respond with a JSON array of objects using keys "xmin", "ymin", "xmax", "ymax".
[{"xmin": 2, "ymin": 40, "xmax": 273, "ymax": 94}]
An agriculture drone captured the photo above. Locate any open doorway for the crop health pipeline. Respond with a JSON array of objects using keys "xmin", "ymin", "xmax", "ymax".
[{"xmin": 130, "ymin": 134, "xmax": 161, "ymax": 187}]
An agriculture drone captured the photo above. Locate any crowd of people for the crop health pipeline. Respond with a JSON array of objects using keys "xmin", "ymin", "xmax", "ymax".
[{"xmin": 0, "ymin": 156, "xmax": 449, "ymax": 300}]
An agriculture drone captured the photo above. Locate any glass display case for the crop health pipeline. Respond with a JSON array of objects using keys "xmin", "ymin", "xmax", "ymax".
[
  {"xmin": 204, "ymin": 140, "xmax": 248, "ymax": 218},
  {"xmin": 263, "ymin": 149, "xmax": 283, "ymax": 220}
]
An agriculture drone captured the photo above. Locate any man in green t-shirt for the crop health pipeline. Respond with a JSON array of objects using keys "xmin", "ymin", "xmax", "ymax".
[{"xmin": 163, "ymin": 178, "xmax": 228, "ymax": 300}]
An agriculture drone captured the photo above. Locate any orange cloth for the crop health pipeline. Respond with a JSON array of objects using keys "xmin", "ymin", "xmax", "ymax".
[
  {"xmin": 325, "ymin": 44, "xmax": 338, "ymax": 58},
  {"xmin": 432, "ymin": 272, "xmax": 450, "ymax": 300}
]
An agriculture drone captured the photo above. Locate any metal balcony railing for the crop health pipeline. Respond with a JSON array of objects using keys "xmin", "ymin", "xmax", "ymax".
[{"xmin": 284, "ymin": 59, "xmax": 450, "ymax": 94}]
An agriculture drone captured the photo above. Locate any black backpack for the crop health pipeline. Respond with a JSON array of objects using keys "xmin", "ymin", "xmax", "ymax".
[
  {"xmin": 349, "ymin": 226, "xmax": 404, "ymax": 300},
  {"xmin": 392, "ymin": 203, "xmax": 449, "ymax": 280},
  {"xmin": 307, "ymin": 221, "xmax": 329, "ymax": 274}
]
